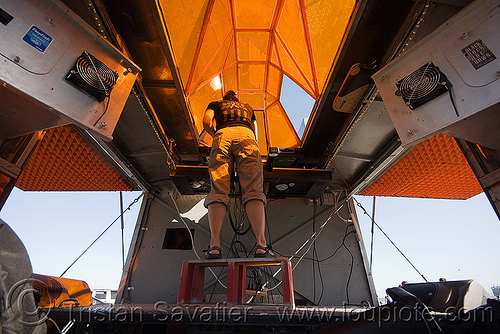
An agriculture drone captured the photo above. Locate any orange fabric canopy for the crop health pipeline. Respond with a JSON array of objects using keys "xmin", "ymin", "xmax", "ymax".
[{"xmin": 160, "ymin": 0, "xmax": 356, "ymax": 151}]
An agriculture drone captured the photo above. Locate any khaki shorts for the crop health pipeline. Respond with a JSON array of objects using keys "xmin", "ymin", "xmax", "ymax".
[{"xmin": 204, "ymin": 126, "xmax": 266, "ymax": 208}]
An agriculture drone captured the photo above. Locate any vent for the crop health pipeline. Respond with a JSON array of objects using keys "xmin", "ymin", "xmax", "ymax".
[
  {"xmin": 65, "ymin": 51, "xmax": 118, "ymax": 101},
  {"xmin": 395, "ymin": 62, "xmax": 451, "ymax": 110}
]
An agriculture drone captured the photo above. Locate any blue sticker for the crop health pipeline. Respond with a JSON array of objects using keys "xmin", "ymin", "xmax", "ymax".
[{"xmin": 22, "ymin": 25, "xmax": 53, "ymax": 52}]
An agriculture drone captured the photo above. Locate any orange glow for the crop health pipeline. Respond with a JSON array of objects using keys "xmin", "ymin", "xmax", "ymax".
[{"xmin": 159, "ymin": 0, "xmax": 357, "ymax": 151}]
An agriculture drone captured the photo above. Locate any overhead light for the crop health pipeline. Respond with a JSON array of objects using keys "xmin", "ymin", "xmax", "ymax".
[{"xmin": 210, "ymin": 75, "xmax": 221, "ymax": 91}]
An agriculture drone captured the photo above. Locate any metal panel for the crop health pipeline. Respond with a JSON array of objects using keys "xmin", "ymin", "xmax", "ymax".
[
  {"xmin": 117, "ymin": 194, "xmax": 376, "ymax": 307},
  {"xmin": 0, "ymin": 0, "xmax": 140, "ymax": 140},
  {"xmin": 372, "ymin": 0, "xmax": 500, "ymax": 147}
]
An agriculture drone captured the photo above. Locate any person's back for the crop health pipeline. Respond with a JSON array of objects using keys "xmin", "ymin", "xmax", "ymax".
[
  {"xmin": 207, "ymin": 99, "xmax": 255, "ymax": 133},
  {"xmin": 202, "ymin": 90, "xmax": 273, "ymax": 259}
]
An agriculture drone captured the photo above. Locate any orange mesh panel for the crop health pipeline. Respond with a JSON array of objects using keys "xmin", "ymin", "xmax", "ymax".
[
  {"xmin": 239, "ymin": 92, "xmax": 265, "ymax": 109},
  {"xmin": 17, "ymin": 126, "xmax": 133, "ymax": 191},
  {"xmin": 162, "ymin": 0, "xmax": 356, "ymax": 148},
  {"xmin": 233, "ymin": 0, "xmax": 277, "ymax": 29},
  {"xmin": 276, "ymin": 0, "xmax": 315, "ymax": 95},
  {"xmin": 361, "ymin": 134, "xmax": 482, "ymax": 199},
  {"xmin": 252, "ymin": 110, "xmax": 266, "ymax": 155},
  {"xmin": 267, "ymin": 65, "xmax": 282, "ymax": 100},
  {"xmin": 238, "ymin": 63, "xmax": 266, "ymax": 90},
  {"xmin": 266, "ymin": 103, "xmax": 300, "ymax": 148},
  {"xmin": 236, "ymin": 31, "xmax": 269, "ymax": 61}
]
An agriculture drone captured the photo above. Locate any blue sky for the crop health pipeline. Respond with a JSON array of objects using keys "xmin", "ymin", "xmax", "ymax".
[
  {"xmin": 0, "ymin": 189, "xmax": 142, "ymax": 289},
  {"xmin": 355, "ymin": 193, "xmax": 500, "ymax": 298},
  {"xmin": 280, "ymin": 75, "xmax": 315, "ymax": 135},
  {"xmin": 1, "ymin": 188, "xmax": 498, "ymax": 300}
]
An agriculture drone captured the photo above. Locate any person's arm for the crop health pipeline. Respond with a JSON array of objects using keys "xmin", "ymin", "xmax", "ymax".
[{"xmin": 203, "ymin": 108, "xmax": 216, "ymax": 138}]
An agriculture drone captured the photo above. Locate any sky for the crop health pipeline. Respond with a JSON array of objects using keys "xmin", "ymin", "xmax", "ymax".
[
  {"xmin": 355, "ymin": 193, "xmax": 500, "ymax": 298},
  {"xmin": 280, "ymin": 75, "xmax": 316, "ymax": 135},
  {"xmin": 0, "ymin": 188, "xmax": 143, "ymax": 290},
  {"xmin": 1, "ymin": 187, "xmax": 498, "ymax": 300}
]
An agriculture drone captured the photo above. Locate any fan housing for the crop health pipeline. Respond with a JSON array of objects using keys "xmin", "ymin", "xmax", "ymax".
[
  {"xmin": 395, "ymin": 62, "xmax": 451, "ymax": 110},
  {"xmin": 65, "ymin": 51, "xmax": 118, "ymax": 102}
]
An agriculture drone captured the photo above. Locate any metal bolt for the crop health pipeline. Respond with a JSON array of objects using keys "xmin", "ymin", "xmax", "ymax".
[
  {"xmin": 408, "ymin": 129, "xmax": 414, "ymax": 135},
  {"xmin": 13, "ymin": 56, "xmax": 20, "ymax": 63},
  {"xmin": 496, "ymin": 71, "xmax": 500, "ymax": 78},
  {"xmin": 99, "ymin": 122, "xmax": 107, "ymax": 128},
  {"xmin": 461, "ymin": 32, "xmax": 468, "ymax": 39},
  {"xmin": 47, "ymin": 18, "xmax": 54, "ymax": 25}
]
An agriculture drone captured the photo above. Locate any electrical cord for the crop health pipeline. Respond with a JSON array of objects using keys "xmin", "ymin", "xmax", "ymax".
[
  {"xmin": 315, "ymin": 249, "xmax": 325, "ymax": 304},
  {"xmin": 228, "ymin": 198, "xmax": 252, "ymax": 235},
  {"xmin": 344, "ymin": 231, "xmax": 355, "ymax": 305},
  {"xmin": 274, "ymin": 223, "xmax": 356, "ymax": 305},
  {"xmin": 262, "ymin": 199, "xmax": 349, "ymax": 292},
  {"xmin": 93, "ymin": 96, "xmax": 111, "ymax": 127},
  {"xmin": 446, "ymin": 82, "xmax": 460, "ymax": 117},
  {"xmin": 264, "ymin": 201, "xmax": 273, "ymax": 247}
]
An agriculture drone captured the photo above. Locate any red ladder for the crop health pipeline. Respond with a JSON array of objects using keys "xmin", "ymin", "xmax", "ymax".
[{"xmin": 177, "ymin": 257, "xmax": 294, "ymax": 308}]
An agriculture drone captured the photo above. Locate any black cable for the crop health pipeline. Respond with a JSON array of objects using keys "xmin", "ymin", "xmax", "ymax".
[
  {"xmin": 316, "ymin": 249, "xmax": 325, "ymax": 305},
  {"xmin": 264, "ymin": 202, "xmax": 273, "ymax": 247},
  {"xmin": 229, "ymin": 237, "xmax": 248, "ymax": 258},
  {"xmin": 446, "ymin": 82, "xmax": 460, "ymax": 117},
  {"xmin": 311, "ymin": 199, "xmax": 325, "ymax": 305},
  {"xmin": 344, "ymin": 235, "xmax": 354, "ymax": 305},
  {"xmin": 318, "ymin": 226, "xmax": 356, "ymax": 263},
  {"xmin": 273, "ymin": 224, "xmax": 355, "ymax": 306},
  {"xmin": 272, "ymin": 227, "xmax": 356, "ymax": 264},
  {"xmin": 93, "ymin": 96, "xmax": 111, "ymax": 126},
  {"xmin": 228, "ymin": 199, "xmax": 252, "ymax": 235}
]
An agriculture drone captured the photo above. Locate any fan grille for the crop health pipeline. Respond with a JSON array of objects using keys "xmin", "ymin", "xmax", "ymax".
[
  {"xmin": 396, "ymin": 62, "xmax": 450, "ymax": 110},
  {"xmin": 65, "ymin": 51, "xmax": 118, "ymax": 101},
  {"xmin": 75, "ymin": 52, "xmax": 117, "ymax": 93}
]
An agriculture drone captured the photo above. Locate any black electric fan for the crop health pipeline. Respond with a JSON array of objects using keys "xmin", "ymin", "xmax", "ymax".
[
  {"xmin": 396, "ymin": 62, "xmax": 451, "ymax": 110},
  {"xmin": 65, "ymin": 51, "xmax": 118, "ymax": 102}
]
